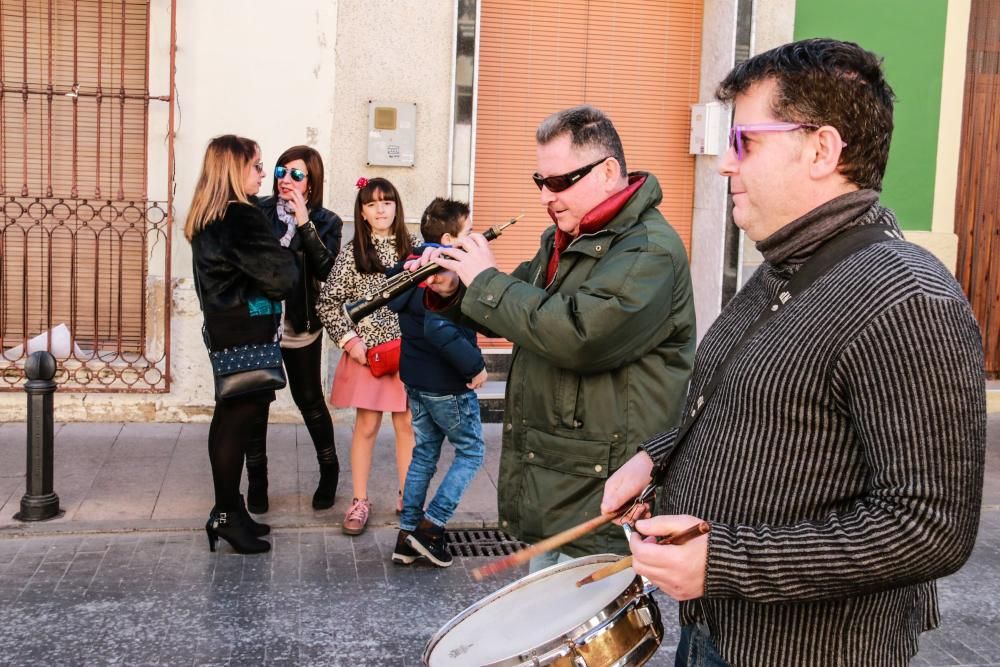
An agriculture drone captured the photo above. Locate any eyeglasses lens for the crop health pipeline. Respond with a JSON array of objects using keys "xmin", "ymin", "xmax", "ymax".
[
  {"xmin": 532, "ymin": 157, "xmax": 608, "ymax": 193},
  {"xmin": 728, "ymin": 127, "xmax": 744, "ymax": 161},
  {"xmin": 275, "ymin": 166, "xmax": 306, "ymax": 182}
]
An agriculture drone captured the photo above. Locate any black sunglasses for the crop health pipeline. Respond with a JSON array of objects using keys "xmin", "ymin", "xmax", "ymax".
[
  {"xmin": 532, "ymin": 156, "xmax": 610, "ymax": 193},
  {"xmin": 275, "ymin": 166, "xmax": 307, "ymax": 182}
]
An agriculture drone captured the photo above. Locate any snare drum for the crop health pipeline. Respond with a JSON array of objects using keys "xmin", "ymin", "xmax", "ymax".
[{"xmin": 423, "ymin": 554, "xmax": 662, "ymax": 666}]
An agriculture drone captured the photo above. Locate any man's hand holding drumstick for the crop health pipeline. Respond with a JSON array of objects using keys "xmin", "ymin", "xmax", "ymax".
[{"xmin": 600, "ymin": 451, "xmax": 710, "ymax": 601}]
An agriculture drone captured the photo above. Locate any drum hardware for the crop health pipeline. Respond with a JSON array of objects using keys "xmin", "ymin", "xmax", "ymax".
[{"xmin": 424, "ymin": 554, "xmax": 665, "ymax": 666}]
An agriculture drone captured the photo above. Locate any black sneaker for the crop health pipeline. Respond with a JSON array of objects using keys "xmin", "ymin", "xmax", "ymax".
[
  {"xmin": 392, "ymin": 530, "xmax": 421, "ymax": 565},
  {"xmin": 406, "ymin": 520, "xmax": 453, "ymax": 568}
]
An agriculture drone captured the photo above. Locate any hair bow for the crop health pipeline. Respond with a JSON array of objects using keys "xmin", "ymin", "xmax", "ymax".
[{"xmin": 355, "ymin": 177, "xmax": 369, "ymax": 190}]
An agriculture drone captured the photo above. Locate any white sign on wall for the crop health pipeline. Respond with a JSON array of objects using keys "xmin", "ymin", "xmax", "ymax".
[{"xmin": 367, "ymin": 100, "xmax": 416, "ymax": 166}]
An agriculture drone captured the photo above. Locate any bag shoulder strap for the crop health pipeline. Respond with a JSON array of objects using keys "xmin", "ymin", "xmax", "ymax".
[{"xmin": 649, "ymin": 223, "xmax": 901, "ymax": 485}]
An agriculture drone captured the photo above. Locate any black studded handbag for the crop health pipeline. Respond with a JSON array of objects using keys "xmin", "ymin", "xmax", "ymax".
[
  {"xmin": 208, "ymin": 340, "xmax": 286, "ymax": 400},
  {"xmin": 194, "ymin": 267, "xmax": 287, "ymax": 400}
]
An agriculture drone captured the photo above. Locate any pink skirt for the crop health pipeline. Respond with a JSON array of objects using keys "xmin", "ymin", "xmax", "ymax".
[{"xmin": 330, "ymin": 352, "xmax": 408, "ymax": 413}]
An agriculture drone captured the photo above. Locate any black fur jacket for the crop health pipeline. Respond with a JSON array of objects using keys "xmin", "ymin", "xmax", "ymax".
[
  {"xmin": 191, "ymin": 201, "xmax": 297, "ymax": 350},
  {"xmin": 255, "ymin": 195, "xmax": 343, "ymax": 334}
]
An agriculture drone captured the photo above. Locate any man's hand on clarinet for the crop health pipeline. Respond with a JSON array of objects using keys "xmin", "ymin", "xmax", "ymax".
[
  {"xmin": 601, "ymin": 450, "xmax": 655, "ymax": 525},
  {"xmin": 405, "ymin": 233, "xmax": 498, "ymax": 292},
  {"xmin": 404, "ymin": 247, "xmax": 460, "ymax": 297}
]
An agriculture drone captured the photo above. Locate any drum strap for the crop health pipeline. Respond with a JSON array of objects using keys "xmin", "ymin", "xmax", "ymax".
[{"xmin": 648, "ymin": 223, "xmax": 901, "ymax": 488}]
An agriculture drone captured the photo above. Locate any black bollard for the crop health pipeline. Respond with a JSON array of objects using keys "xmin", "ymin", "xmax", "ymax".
[{"xmin": 14, "ymin": 351, "xmax": 63, "ymax": 522}]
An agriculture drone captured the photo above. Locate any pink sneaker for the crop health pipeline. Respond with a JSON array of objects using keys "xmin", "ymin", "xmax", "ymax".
[{"xmin": 342, "ymin": 497, "xmax": 371, "ymax": 536}]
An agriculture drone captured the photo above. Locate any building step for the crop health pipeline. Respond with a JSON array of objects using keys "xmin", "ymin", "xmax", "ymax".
[
  {"xmin": 475, "ymin": 380, "xmax": 505, "ymax": 423},
  {"xmin": 477, "ymin": 349, "xmax": 510, "ymax": 423},
  {"xmin": 483, "ymin": 347, "xmax": 511, "ymax": 381}
]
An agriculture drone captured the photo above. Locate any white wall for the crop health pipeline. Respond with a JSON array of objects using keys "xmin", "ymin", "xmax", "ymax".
[{"xmin": 0, "ymin": 0, "xmax": 456, "ymax": 422}]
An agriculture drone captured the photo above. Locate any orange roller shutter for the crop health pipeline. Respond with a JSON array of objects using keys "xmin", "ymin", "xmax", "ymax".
[{"xmin": 474, "ymin": 0, "xmax": 703, "ymax": 348}]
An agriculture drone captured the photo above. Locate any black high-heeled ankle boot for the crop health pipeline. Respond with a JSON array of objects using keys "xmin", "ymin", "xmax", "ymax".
[
  {"xmin": 312, "ymin": 460, "xmax": 340, "ymax": 510},
  {"xmin": 246, "ymin": 463, "xmax": 269, "ymax": 514},
  {"xmin": 238, "ymin": 494, "xmax": 270, "ymax": 537},
  {"xmin": 205, "ymin": 508, "xmax": 271, "ymax": 554}
]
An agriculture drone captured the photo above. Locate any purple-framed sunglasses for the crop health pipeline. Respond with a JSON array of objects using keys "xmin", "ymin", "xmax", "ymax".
[{"xmin": 728, "ymin": 122, "xmax": 835, "ymax": 160}]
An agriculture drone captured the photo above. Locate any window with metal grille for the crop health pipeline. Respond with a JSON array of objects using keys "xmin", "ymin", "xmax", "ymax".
[{"xmin": 0, "ymin": 0, "xmax": 174, "ymax": 392}]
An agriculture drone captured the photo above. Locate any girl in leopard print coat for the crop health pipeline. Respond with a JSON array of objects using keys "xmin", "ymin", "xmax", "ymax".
[{"xmin": 316, "ymin": 177, "xmax": 420, "ymax": 535}]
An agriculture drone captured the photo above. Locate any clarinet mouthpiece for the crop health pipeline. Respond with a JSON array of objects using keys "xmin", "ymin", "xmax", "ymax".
[{"xmin": 483, "ymin": 214, "xmax": 523, "ymax": 241}]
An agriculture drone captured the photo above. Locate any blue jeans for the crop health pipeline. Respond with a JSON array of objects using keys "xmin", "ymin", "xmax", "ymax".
[
  {"xmin": 675, "ymin": 623, "xmax": 729, "ymax": 667},
  {"xmin": 400, "ymin": 388, "xmax": 485, "ymax": 531},
  {"xmin": 528, "ymin": 550, "xmax": 574, "ymax": 573}
]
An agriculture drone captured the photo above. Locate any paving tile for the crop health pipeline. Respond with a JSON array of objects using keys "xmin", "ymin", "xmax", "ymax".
[{"xmin": 0, "ymin": 417, "xmax": 993, "ymax": 665}]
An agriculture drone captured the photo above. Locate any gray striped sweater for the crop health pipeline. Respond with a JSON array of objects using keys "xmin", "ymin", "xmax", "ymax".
[{"xmin": 643, "ymin": 205, "xmax": 985, "ymax": 666}]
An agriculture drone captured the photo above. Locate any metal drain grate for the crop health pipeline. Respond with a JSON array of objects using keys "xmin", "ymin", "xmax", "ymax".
[{"xmin": 445, "ymin": 529, "xmax": 526, "ymax": 558}]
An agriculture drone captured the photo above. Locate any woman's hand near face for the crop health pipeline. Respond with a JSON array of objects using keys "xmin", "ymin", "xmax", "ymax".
[{"xmin": 288, "ymin": 189, "xmax": 310, "ymax": 226}]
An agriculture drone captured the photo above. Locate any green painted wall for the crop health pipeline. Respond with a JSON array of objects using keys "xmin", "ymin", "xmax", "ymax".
[{"xmin": 794, "ymin": 0, "xmax": 949, "ymax": 231}]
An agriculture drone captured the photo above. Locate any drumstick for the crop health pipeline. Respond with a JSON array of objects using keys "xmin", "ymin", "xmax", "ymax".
[
  {"xmin": 575, "ymin": 521, "xmax": 711, "ymax": 587},
  {"xmin": 471, "ymin": 512, "xmax": 619, "ymax": 581}
]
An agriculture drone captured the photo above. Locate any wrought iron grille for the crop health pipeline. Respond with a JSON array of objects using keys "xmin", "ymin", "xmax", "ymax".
[{"xmin": 0, "ymin": 0, "xmax": 174, "ymax": 392}]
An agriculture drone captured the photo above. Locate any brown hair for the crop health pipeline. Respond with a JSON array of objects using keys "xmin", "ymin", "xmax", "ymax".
[
  {"xmin": 352, "ymin": 177, "xmax": 412, "ymax": 274},
  {"xmin": 271, "ymin": 145, "xmax": 325, "ymax": 210},
  {"xmin": 184, "ymin": 134, "xmax": 258, "ymax": 241},
  {"xmin": 420, "ymin": 197, "xmax": 470, "ymax": 244},
  {"xmin": 716, "ymin": 38, "xmax": 895, "ymax": 191}
]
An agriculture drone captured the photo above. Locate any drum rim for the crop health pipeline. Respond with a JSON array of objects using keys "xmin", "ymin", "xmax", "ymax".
[{"xmin": 422, "ymin": 553, "xmax": 642, "ymax": 667}]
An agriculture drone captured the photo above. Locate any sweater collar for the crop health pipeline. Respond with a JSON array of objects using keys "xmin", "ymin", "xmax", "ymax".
[{"xmin": 757, "ymin": 189, "xmax": 882, "ymax": 270}]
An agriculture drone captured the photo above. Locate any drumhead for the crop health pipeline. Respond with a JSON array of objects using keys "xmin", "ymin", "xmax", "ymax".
[{"xmin": 426, "ymin": 555, "xmax": 637, "ymax": 667}]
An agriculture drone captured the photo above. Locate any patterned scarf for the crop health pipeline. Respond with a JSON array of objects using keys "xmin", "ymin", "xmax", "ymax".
[{"xmin": 275, "ymin": 198, "xmax": 301, "ymax": 248}]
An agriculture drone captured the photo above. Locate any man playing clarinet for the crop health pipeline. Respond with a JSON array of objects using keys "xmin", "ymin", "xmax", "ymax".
[{"xmin": 411, "ymin": 105, "xmax": 696, "ymax": 570}]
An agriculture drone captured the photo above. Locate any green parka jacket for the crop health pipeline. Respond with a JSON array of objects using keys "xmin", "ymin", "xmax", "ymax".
[{"xmin": 458, "ymin": 173, "xmax": 695, "ymax": 556}]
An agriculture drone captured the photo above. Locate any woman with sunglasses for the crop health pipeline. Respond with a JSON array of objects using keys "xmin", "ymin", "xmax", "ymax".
[
  {"xmin": 250, "ymin": 145, "xmax": 344, "ymax": 513},
  {"xmin": 185, "ymin": 135, "xmax": 296, "ymax": 554},
  {"xmin": 316, "ymin": 177, "xmax": 417, "ymax": 536}
]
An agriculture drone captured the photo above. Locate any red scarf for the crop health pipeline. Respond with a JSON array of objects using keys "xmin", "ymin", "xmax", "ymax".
[{"xmin": 545, "ymin": 174, "xmax": 645, "ymax": 284}]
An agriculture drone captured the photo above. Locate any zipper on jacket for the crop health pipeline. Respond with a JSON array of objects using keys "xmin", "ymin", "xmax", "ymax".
[
  {"xmin": 303, "ymin": 260, "xmax": 310, "ymax": 331},
  {"xmin": 544, "ymin": 230, "xmax": 605, "ymax": 290}
]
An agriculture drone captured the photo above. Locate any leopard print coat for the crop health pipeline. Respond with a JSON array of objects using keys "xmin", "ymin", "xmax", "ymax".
[{"xmin": 316, "ymin": 233, "xmax": 421, "ymax": 349}]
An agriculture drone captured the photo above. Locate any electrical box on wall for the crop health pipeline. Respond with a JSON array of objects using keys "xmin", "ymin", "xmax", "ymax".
[
  {"xmin": 689, "ymin": 102, "xmax": 726, "ymax": 155},
  {"xmin": 367, "ymin": 101, "xmax": 416, "ymax": 166}
]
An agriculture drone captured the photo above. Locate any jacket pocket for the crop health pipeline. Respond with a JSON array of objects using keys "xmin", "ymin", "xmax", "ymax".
[
  {"xmin": 556, "ymin": 370, "xmax": 581, "ymax": 429},
  {"xmin": 515, "ymin": 427, "xmax": 612, "ymax": 547}
]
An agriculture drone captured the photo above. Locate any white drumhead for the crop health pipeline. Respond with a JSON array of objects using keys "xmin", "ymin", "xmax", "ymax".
[{"xmin": 428, "ymin": 557, "xmax": 636, "ymax": 667}]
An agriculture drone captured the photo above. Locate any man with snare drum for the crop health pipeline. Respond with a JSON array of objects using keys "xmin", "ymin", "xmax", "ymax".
[{"xmin": 602, "ymin": 38, "xmax": 986, "ymax": 666}]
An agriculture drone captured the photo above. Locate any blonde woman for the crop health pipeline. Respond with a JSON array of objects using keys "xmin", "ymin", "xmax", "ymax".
[{"xmin": 185, "ymin": 135, "xmax": 296, "ymax": 554}]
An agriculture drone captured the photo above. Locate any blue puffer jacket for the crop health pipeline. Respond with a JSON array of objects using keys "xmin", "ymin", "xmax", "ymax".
[{"xmin": 388, "ymin": 252, "xmax": 484, "ymax": 394}]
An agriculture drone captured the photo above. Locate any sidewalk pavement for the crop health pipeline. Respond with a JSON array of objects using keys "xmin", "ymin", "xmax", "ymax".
[
  {"xmin": 0, "ymin": 421, "xmax": 502, "ymax": 535},
  {"xmin": 0, "ymin": 416, "xmax": 997, "ymax": 666}
]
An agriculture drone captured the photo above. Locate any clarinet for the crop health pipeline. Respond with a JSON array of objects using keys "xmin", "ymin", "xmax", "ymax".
[{"xmin": 344, "ymin": 215, "xmax": 522, "ymax": 324}]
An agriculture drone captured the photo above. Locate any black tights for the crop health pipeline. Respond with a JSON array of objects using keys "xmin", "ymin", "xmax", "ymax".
[
  {"xmin": 245, "ymin": 336, "xmax": 338, "ymax": 468},
  {"xmin": 209, "ymin": 395, "xmax": 271, "ymax": 510}
]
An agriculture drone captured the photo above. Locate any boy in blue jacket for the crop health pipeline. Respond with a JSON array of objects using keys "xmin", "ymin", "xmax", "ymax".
[{"xmin": 389, "ymin": 198, "xmax": 488, "ymax": 567}]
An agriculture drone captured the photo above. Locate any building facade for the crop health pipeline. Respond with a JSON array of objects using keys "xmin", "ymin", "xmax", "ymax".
[{"xmin": 1, "ymin": 0, "xmax": 993, "ymax": 422}]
